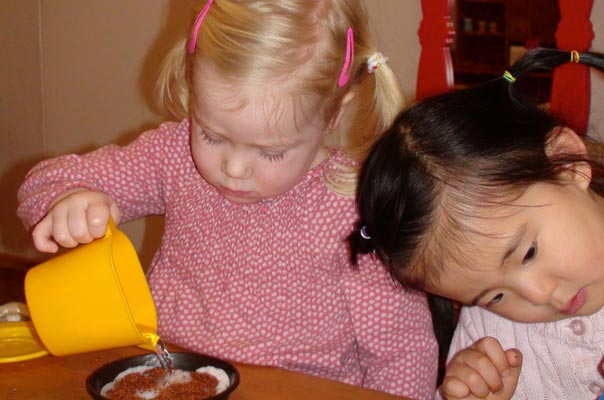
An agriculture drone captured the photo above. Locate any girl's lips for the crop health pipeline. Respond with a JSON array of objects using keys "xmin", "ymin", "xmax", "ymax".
[
  {"xmin": 560, "ymin": 288, "xmax": 587, "ymax": 315},
  {"xmin": 219, "ymin": 185, "xmax": 253, "ymax": 199}
]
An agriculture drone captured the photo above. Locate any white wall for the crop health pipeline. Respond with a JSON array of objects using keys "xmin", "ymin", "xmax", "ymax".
[
  {"xmin": 364, "ymin": 0, "xmax": 423, "ymax": 98},
  {"xmin": 0, "ymin": 0, "xmax": 44, "ymax": 260}
]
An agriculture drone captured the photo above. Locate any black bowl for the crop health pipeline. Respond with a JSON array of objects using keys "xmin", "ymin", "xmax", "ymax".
[{"xmin": 86, "ymin": 352, "xmax": 240, "ymax": 399}]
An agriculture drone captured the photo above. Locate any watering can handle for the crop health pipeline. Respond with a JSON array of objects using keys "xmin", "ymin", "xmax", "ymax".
[{"xmin": 104, "ymin": 218, "xmax": 118, "ymax": 239}]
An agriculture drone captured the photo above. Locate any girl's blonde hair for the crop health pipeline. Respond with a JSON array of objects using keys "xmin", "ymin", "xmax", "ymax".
[{"xmin": 158, "ymin": 0, "xmax": 405, "ymax": 192}]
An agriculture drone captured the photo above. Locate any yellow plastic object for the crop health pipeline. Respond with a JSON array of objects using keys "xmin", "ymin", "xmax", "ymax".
[
  {"xmin": 24, "ymin": 219, "xmax": 158, "ymax": 356},
  {"xmin": 0, "ymin": 321, "xmax": 49, "ymax": 363}
]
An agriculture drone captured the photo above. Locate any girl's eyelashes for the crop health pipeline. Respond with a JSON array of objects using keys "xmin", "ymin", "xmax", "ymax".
[
  {"xmin": 522, "ymin": 242, "xmax": 538, "ymax": 264},
  {"xmin": 200, "ymin": 131, "xmax": 223, "ymax": 146},
  {"xmin": 198, "ymin": 125, "xmax": 287, "ymax": 162},
  {"xmin": 486, "ymin": 293, "xmax": 504, "ymax": 307},
  {"xmin": 479, "ymin": 241, "xmax": 536, "ymax": 309},
  {"xmin": 261, "ymin": 152, "xmax": 285, "ymax": 162}
]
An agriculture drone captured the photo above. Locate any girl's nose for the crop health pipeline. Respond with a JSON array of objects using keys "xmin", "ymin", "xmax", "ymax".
[
  {"xmin": 222, "ymin": 153, "xmax": 251, "ymax": 179},
  {"xmin": 520, "ymin": 275, "xmax": 558, "ymax": 305}
]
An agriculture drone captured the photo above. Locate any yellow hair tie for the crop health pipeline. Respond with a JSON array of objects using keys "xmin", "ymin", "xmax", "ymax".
[
  {"xmin": 570, "ymin": 50, "xmax": 580, "ymax": 63},
  {"xmin": 502, "ymin": 70, "xmax": 516, "ymax": 83}
]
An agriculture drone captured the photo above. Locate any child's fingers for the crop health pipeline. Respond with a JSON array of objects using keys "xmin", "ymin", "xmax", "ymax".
[
  {"xmin": 505, "ymin": 348, "xmax": 522, "ymax": 368},
  {"xmin": 66, "ymin": 207, "xmax": 98, "ymax": 244},
  {"xmin": 472, "ymin": 337, "xmax": 512, "ymax": 376},
  {"xmin": 446, "ymin": 354, "xmax": 495, "ymax": 398},
  {"xmin": 498, "ymin": 349, "xmax": 523, "ymax": 398},
  {"xmin": 109, "ymin": 201, "xmax": 121, "ymax": 226},
  {"xmin": 49, "ymin": 208, "xmax": 80, "ymax": 249},
  {"xmin": 440, "ymin": 374, "xmax": 472, "ymax": 398},
  {"xmin": 31, "ymin": 216, "xmax": 59, "ymax": 253},
  {"xmin": 451, "ymin": 347, "xmax": 504, "ymax": 395},
  {"xmin": 86, "ymin": 202, "xmax": 117, "ymax": 239},
  {"xmin": 30, "ymin": 190, "xmax": 119, "ymax": 252}
]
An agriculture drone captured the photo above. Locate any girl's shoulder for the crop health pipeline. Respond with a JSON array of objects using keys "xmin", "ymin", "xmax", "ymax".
[
  {"xmin": 133, "ymin": 119, "xmax": 193, "ymax": 164},
  {"xmin": 130, "ymin": 119, "xmax": 199, "ymax": 186},
  {"xmin": 270, "ymin": 147, "xmax": 357, "ymax": 219},
  {"xmin": 144, "ymin": 119, "xmax": 190, "ymax": 147}
]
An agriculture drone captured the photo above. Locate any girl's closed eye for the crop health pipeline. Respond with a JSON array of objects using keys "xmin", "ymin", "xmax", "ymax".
[
  {"xmin": 261, "ymin": 151, "xmax": 285, "ymax": 162},
  {"xmin": 486, "ymin": 293, "xmax": 504, "ymax": 308},
  {"xmin": 522, "ymin": 242, "xmax": 538, "ymax": 264},
  {"xmin": 200, "ymin": 130, "xmax": 223, "ymax": 146}
]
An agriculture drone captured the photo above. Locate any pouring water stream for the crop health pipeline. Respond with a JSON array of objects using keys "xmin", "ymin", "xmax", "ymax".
[{"xmin": 154, "ymin": 338, "xmax": 174, "ymax": 373}]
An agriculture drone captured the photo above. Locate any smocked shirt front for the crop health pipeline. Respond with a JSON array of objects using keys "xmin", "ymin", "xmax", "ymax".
[
  {"xmin": 17, "ymin": 119, "xmax": 438, "ymax": 399},
  {"xmin": 445, "ymin": 306, "xmax": 604, "ymax": 399}
]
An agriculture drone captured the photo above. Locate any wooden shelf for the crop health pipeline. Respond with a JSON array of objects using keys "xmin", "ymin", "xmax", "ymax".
[
  {"xmin": 462, "ymin": 0, "xmax": 505, "ymax": 3},
  {"xmin": 454, "ymin": 64, "xmax": 504, "ymax": 75},
  {"xmin": 453, "ymin": 0, "xmax": 559, "ymax": 101},
  {"xmin": 459, "ymin": 32, "xmax": 505, "ymax": 38}
]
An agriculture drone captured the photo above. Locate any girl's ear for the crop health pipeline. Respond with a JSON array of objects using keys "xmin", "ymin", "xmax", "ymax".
[
  {"xmin": 325, "ymin": 91, "xmax": 356, "ymax": 135},
  {"xmin": 546, "ymin": 126, "xmax": 591, "ymax": 189}
]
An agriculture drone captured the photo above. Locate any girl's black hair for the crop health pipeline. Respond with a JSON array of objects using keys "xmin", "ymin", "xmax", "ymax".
[
  {"xmin": 348, "ymin": 48, "xmax": 604, "ymax": 381},
  {"xmin": 427, "ymin": 294, "xmax": 456, "ymax": 385}
]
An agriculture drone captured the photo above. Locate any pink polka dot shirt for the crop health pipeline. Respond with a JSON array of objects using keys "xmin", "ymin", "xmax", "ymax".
[{"xmin": 18, "ymin": 120, "xmax": 438, "ymax": 398}]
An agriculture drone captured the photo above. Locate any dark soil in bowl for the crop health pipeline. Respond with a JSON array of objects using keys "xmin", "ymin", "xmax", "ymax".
[{"xmin": 86, "ymin": 352, "xmax": 240, "ymax": 400}]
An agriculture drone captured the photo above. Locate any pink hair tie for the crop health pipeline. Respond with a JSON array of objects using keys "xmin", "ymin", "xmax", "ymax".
[
  {"xmin": 338, "ymin": 27, "xmax": 354, "ymax": 87},
  {"xmin": 187, "ymin": 0, "xmax": 214, "ymax": 54}
]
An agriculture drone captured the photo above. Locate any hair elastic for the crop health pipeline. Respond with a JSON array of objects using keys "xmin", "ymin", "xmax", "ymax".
[
  {"xmin": 570, "ymin": 50, "xmax": 580, "ymax": 63},
  {"xmin": 188, "ymin": 0, "xmax": 214, "ymax": 54},
  {"xmin": 502, "ymin": 70, "xmax": 516, "ymax": 83},
  {"xmin": 367, "ymin": 52, "xmax": 388, "ymax": 74},
  {"xmin": 360, "ymin": 226, "xmax": 371, "ymax": 240},
  {"xmin": 338, "ymin": 28, "xmax": 355, "ymax": 87}
]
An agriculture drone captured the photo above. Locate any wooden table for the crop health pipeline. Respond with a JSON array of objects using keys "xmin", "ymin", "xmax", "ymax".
[{"xmin": 0, "ymin": 345, "xmax": 409, "ymax": 399}]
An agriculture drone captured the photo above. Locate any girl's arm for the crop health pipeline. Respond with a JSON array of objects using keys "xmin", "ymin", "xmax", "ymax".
[
  {"xmin": 341, "ymin": 252, "xmax": 438, "ymax": 400},
  {"xmin": 17, "ymin": 121, "xmax": 187, "ymax": 232}
]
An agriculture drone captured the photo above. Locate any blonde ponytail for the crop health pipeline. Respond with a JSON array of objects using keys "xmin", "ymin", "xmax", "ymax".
[
  {"xmin": 346, "ymin": 59, "xmax": 405, "ymax": 158},
  {"xmin": 156, "ymin": 38, "xmax": 190, "ymax": 120}
]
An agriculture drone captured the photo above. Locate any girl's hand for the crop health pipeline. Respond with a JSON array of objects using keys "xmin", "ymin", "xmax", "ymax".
[
  {"xmin": 31, "ymin": 189, "xmax": 121, "ymax": 253},
  {"xmin": 439, "ymin": 336, "xmax": 522, "ymax": 400}
]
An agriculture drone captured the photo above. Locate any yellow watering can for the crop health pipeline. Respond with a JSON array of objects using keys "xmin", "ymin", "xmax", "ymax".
[{"xmin": 23, "ymin": 219, "xmax": 159, "ymax": 356}]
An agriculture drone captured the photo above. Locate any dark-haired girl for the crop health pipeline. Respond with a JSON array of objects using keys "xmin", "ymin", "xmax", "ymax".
[{"xmin": 350, "ymin": 48, "xmax": 604, "ymax": 399}]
